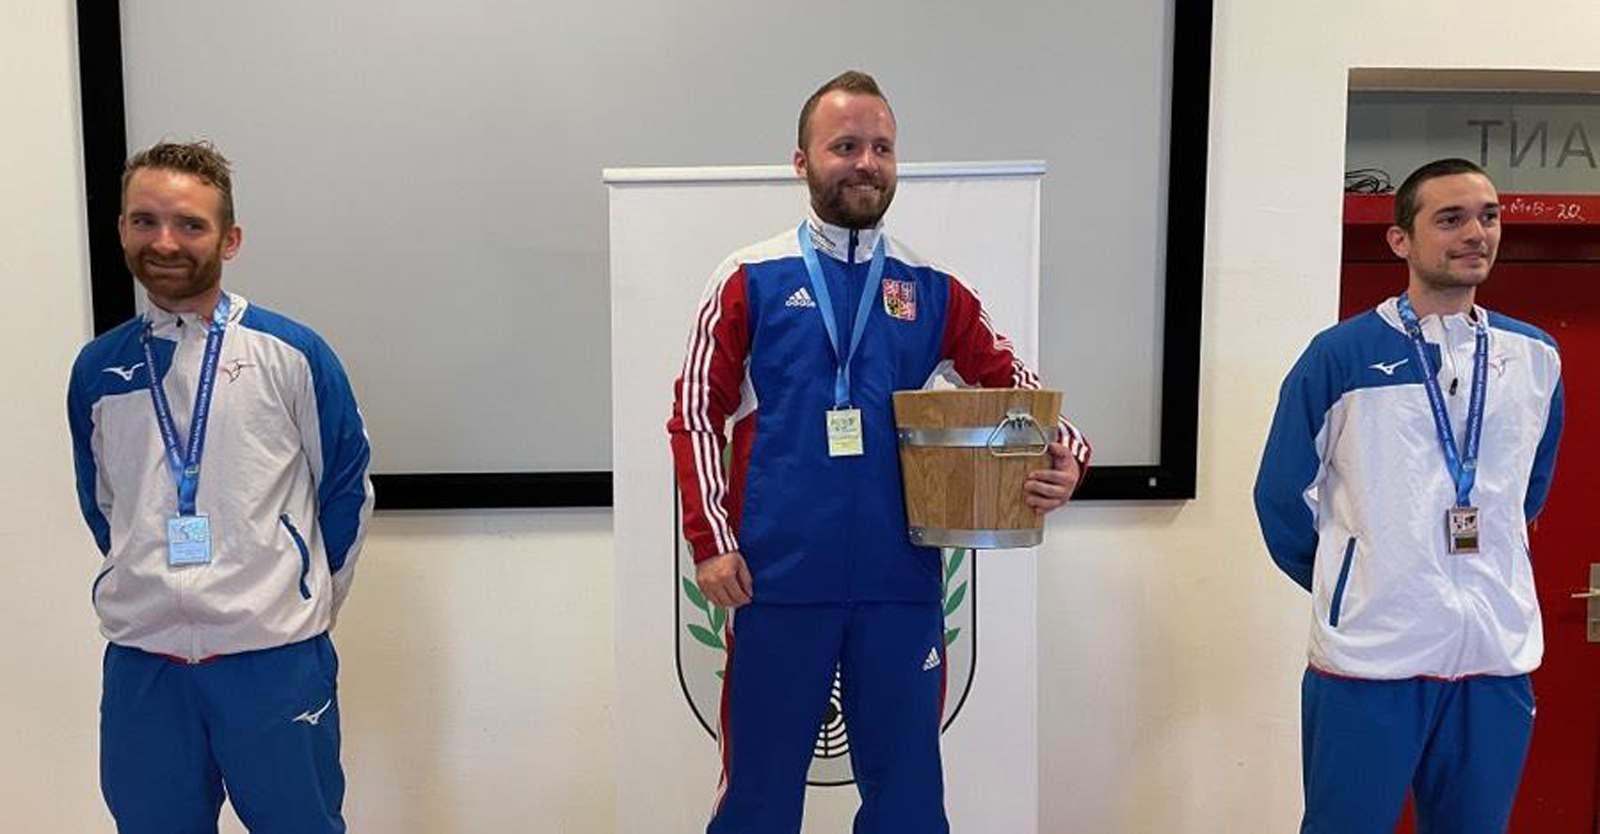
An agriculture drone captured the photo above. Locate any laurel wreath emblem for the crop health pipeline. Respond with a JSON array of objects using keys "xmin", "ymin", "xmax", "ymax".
[
  {"xmin": 940, "ymin": 547, "xmax": 969, "ymax": 647},
  {"xmin": 680, "ymin": 576, "xmax": 730, "ymax": 678}
]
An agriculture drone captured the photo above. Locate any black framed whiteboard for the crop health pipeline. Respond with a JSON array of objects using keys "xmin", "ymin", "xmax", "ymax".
[{"xmin": 76, "ymin": 0, "xmax": 1210, "ymax": 508}]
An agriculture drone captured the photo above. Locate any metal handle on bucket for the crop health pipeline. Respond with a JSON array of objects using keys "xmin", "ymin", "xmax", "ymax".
[{"xmin": 985, "ymin": 409, "xmax": 1049, "ymax": 458}]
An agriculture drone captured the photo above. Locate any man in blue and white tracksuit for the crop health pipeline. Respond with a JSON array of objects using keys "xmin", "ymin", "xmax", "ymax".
[
  {"xmin": 67, "ymin": 141, "xmax": 372, "ymax": 833},
  {"xmin": 1255, "ymin": 158, "xmax": 1563, "ymax": 833}
]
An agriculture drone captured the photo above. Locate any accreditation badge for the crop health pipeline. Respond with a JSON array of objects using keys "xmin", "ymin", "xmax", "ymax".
[
  {"xmin": 168, "ymin": 514, "xmax": 213, "ymax": 566},
  {"xmin": 1446, "ymin": 506, "xmax": 1480, "ymax": 555},
  {"xmin": 826, "ymin": 408, "xmax": 865, "ymax": 457}
]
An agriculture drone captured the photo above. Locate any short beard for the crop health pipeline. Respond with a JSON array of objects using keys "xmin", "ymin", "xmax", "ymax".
[
  {"xmin": 807, "ymin": 168, "xmax": 895, "ymax": 229},
  {"xmin": 125, "ymin": 247, "xmax": 223, "ymax": 306}
]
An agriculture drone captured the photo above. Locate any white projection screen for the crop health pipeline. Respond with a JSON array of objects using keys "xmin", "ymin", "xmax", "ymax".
[{"xmin": 83, "ymin": 0, "xmax": 1211, "ymax": 506}]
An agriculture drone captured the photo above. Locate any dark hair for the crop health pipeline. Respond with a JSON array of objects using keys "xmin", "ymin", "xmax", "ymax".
[
  {"xmin": 798, "ymin": 70, "xmax": 892, "ymax": 149},
  {"xmin": 1393, "ymin": 158, "xmax": 1489, "ymax": 232},
  {"xmin": 122, "ymin": 140, "xmax": 236, "ymax": 228}
]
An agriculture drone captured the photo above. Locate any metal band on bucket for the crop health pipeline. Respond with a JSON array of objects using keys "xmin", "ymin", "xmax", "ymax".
[
  {"xmin": 897, "ymin": 427, "xmax": 995, "ymax": 447},
  {"xmin": 898, "ymin": 409, "xmax": 1050, "ymax": 457},
  {"xmin": 908, "ymin": 526, "xmax": 1043, "ymax": 548}
]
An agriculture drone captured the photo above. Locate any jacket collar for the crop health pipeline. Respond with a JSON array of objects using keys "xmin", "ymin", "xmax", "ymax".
[
  {"xmin": 804, "ymin": 209, "xmax": 884, "ymax": 265},
  {"xmin": 142, "ymin": 290, "xmax": 246, "ymax": 339},
  {"xmin": 1377, "ymin": 295, "xmax": 1485, "ymax": 340}
]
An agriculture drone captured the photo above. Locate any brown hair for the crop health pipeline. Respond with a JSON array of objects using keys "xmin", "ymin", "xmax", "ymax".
[
  {"xmin": 1393, "ymin": 158, "xmax": 1488, "ymax": 232},
  {"xmin": 122, "ymin": 140, "xmax": 236, "ymax": 228},
  {"xmin": 798, "ymin": 70, "xmax": 892, "ymax": 149}
]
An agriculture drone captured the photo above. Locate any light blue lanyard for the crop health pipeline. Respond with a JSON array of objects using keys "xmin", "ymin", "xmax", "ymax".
[
  {"xmin": 1395, "ymin": 293, "xmax": 1488, "ymax": 507},
  {"xmin": 798, "ymin": 222, "xmax": 886, "ymax": 408},
  {"xmin": 140, "ymin": 294, "xmax": 231, "ymax": 517}
]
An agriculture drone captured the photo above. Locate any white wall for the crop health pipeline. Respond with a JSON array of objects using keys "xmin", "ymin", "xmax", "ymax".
[
  {"xmin": 5, "ymin": 0, "xmax": 1598, "ymax": 832},
  {"xmin": 335, "ymin": 510, "xmax": 614, "ymax": 832},
  {"xmin": 0, "ymin": 2, "xmax": 104, "ymax": 831}
]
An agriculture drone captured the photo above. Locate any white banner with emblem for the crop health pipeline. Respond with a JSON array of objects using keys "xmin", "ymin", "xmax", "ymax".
[{"xmin": 610, "ymin": 161, "xmax": 1044, "ymax": 832}]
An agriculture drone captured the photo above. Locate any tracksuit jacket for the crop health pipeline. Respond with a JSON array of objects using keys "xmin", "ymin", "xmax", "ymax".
[
  {"xmin": 68, "ymin": 292, "xmax": 373, "ymax": 661},
  {"xmin": 669, "ymin": 213, "xmax": 1090, "ymax": 604},
  {"xmin": 1255, "ymin": 297, "xmax": 1562, "ymax": 679}
]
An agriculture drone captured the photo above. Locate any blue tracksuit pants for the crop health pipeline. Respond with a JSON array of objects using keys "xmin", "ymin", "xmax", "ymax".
[
  {"xmin": 708, "ymin": 601, "xmax": 948, "ymax": 834},
  {"xmin": 1300, "ymin": 668, "xmax": 1535, "ymax": 833},
  {"xmin": 100, "ymin": 633, "xmax": 345, "ymax": 833}
]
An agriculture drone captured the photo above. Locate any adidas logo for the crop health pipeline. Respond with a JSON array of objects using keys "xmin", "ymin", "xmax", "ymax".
[
  {"xmin": 922, "ymin": 647, "xmax": 941, "ymax": 671},
  {"xmin": 785, "ymin": 287, "xmax": 817, "ymax": 308}
]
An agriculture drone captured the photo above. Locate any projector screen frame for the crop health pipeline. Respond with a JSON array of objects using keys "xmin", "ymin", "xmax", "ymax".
[{"xmin": 74, "ymin": 0, "xmax": 1210, "ymax": 508}]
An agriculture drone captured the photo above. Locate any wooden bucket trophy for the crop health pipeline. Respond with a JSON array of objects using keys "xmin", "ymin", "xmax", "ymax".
[{"xmin": 892, "ymin": 387, "xmax": 1062, "ymax": 549}]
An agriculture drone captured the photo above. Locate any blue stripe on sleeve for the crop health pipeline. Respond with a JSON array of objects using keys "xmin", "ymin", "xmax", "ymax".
[
  {"xmin": 1526, "ymin": 376, "xmax": 1563, "ymax": 522},
  {"xmin": 67, "ymin": 319, "xmax": 147, "ymax": 556},
  {"xmin": 1254, "ymin": 323, "xmax": 1358, "ymax": 592},
  {"xmin": 304, "ymin": 336, "xmax": 370, "ymax": 573},
  {"xmin": 240, "ymin": 305, "xmax": 371, "ymax": 574},
  {"xmin": 67, "ymin": 359, "xmax": 111, "ymax": 555}
]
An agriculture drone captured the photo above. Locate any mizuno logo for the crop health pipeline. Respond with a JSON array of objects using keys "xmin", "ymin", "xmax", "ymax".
[
  {"xmin": 922, "ymin": 647, "xmax": 942, "ymax": 671},
  {"xmin": 102, "ymin": 363, "xmax": 145, "ymax": 381},
  {"xmin": 1369, "ymin": 359, "xmax": 1408, "ymax": 376},
  {"xmin": 292, "ymin": 698, "xmax": 334, "ymax": 726},
  {"xmin": 1489, "ymin": 355, "xmax": 1513, "ymax": 378},
  {"xmin": 221, "ymin": 358, "xmax": 256, "ymax": 383},
  {"xmin": 785, "ymin": 287, "xmax": 817, "ymax": 308}
]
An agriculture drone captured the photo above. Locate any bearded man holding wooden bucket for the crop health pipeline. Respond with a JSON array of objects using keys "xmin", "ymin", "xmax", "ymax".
[{"xmin": 667, "ymin": 70, "xmax": 1091, "ymax": 833}]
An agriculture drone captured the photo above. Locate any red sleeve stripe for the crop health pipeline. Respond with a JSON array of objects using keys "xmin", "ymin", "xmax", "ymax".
[
  {"xmin": 678, "ymin": 271, "xmax": 741, "ymax": 554},
  {"xmin": 1011, "ymin": 357, "xmax": 1040, "ymax": 389},
  {"xmin": 681, "ymin": 276, "xmax": 728, "ymax": 433},
  {"xmin": 1057, "ymin": 416, "xmax": 1092, "ymax": 465}
]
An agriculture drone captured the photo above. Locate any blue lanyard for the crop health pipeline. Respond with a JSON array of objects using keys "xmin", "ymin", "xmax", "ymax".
[
  {"xmin": 1395, "ymin": 293, "xmax": 1488, "ymax": 507},
  {"xmin": 140, "ymin": 294, "xmax": 231, "ymax": 517},
  {"xmin": 798, "ymin": 222, "xmax": 886, "ymax": 408}
]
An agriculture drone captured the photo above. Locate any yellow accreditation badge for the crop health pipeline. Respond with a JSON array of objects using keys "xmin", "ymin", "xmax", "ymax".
[{"xmin": 826, "ymin": 408, "xmax": 865, "ymax": 457}]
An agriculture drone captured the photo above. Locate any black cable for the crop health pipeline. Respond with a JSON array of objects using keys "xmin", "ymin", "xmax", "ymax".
[{"xmin": 1344, "ymin": 167, "xmax": 1393, "ymax": 194}]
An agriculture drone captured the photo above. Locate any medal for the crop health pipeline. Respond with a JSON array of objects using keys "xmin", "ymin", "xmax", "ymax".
[
  {"xmin": 168, "ymin": 514, "xmax": 213, "ymax": 565},
  {"xmin": 1396, "ymin": 294, "xmax": 1490, "ymax": 555},
  {"xmin": 798, "ymin": 223, "xmax": 885, "ymax": 460},
  {"xmin": 143, "ymin": 295, "xmax": 231, "ymax": 568},
  {"xmin": 1446, "ymin": 505, "xmax": 1480, "ymax": 554}
]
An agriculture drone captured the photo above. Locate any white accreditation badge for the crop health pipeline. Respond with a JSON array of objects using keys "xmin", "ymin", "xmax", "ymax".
[
  {"xmin": 168, "ymin": 514, "xmax": 213, "ymax": 566},
  {"xmin": 1446, "ymin": 505, "xmax": 1480, "ymax": 555},
  {"xmin": 826, "ymin": 408, "xmax": 865, "ymax": 457}
]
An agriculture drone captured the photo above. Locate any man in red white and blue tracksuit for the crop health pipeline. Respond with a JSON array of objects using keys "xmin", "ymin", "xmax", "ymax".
[{"xmin": 668, "ymin": 71, "xmax": 1090, "ymax": 833}]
